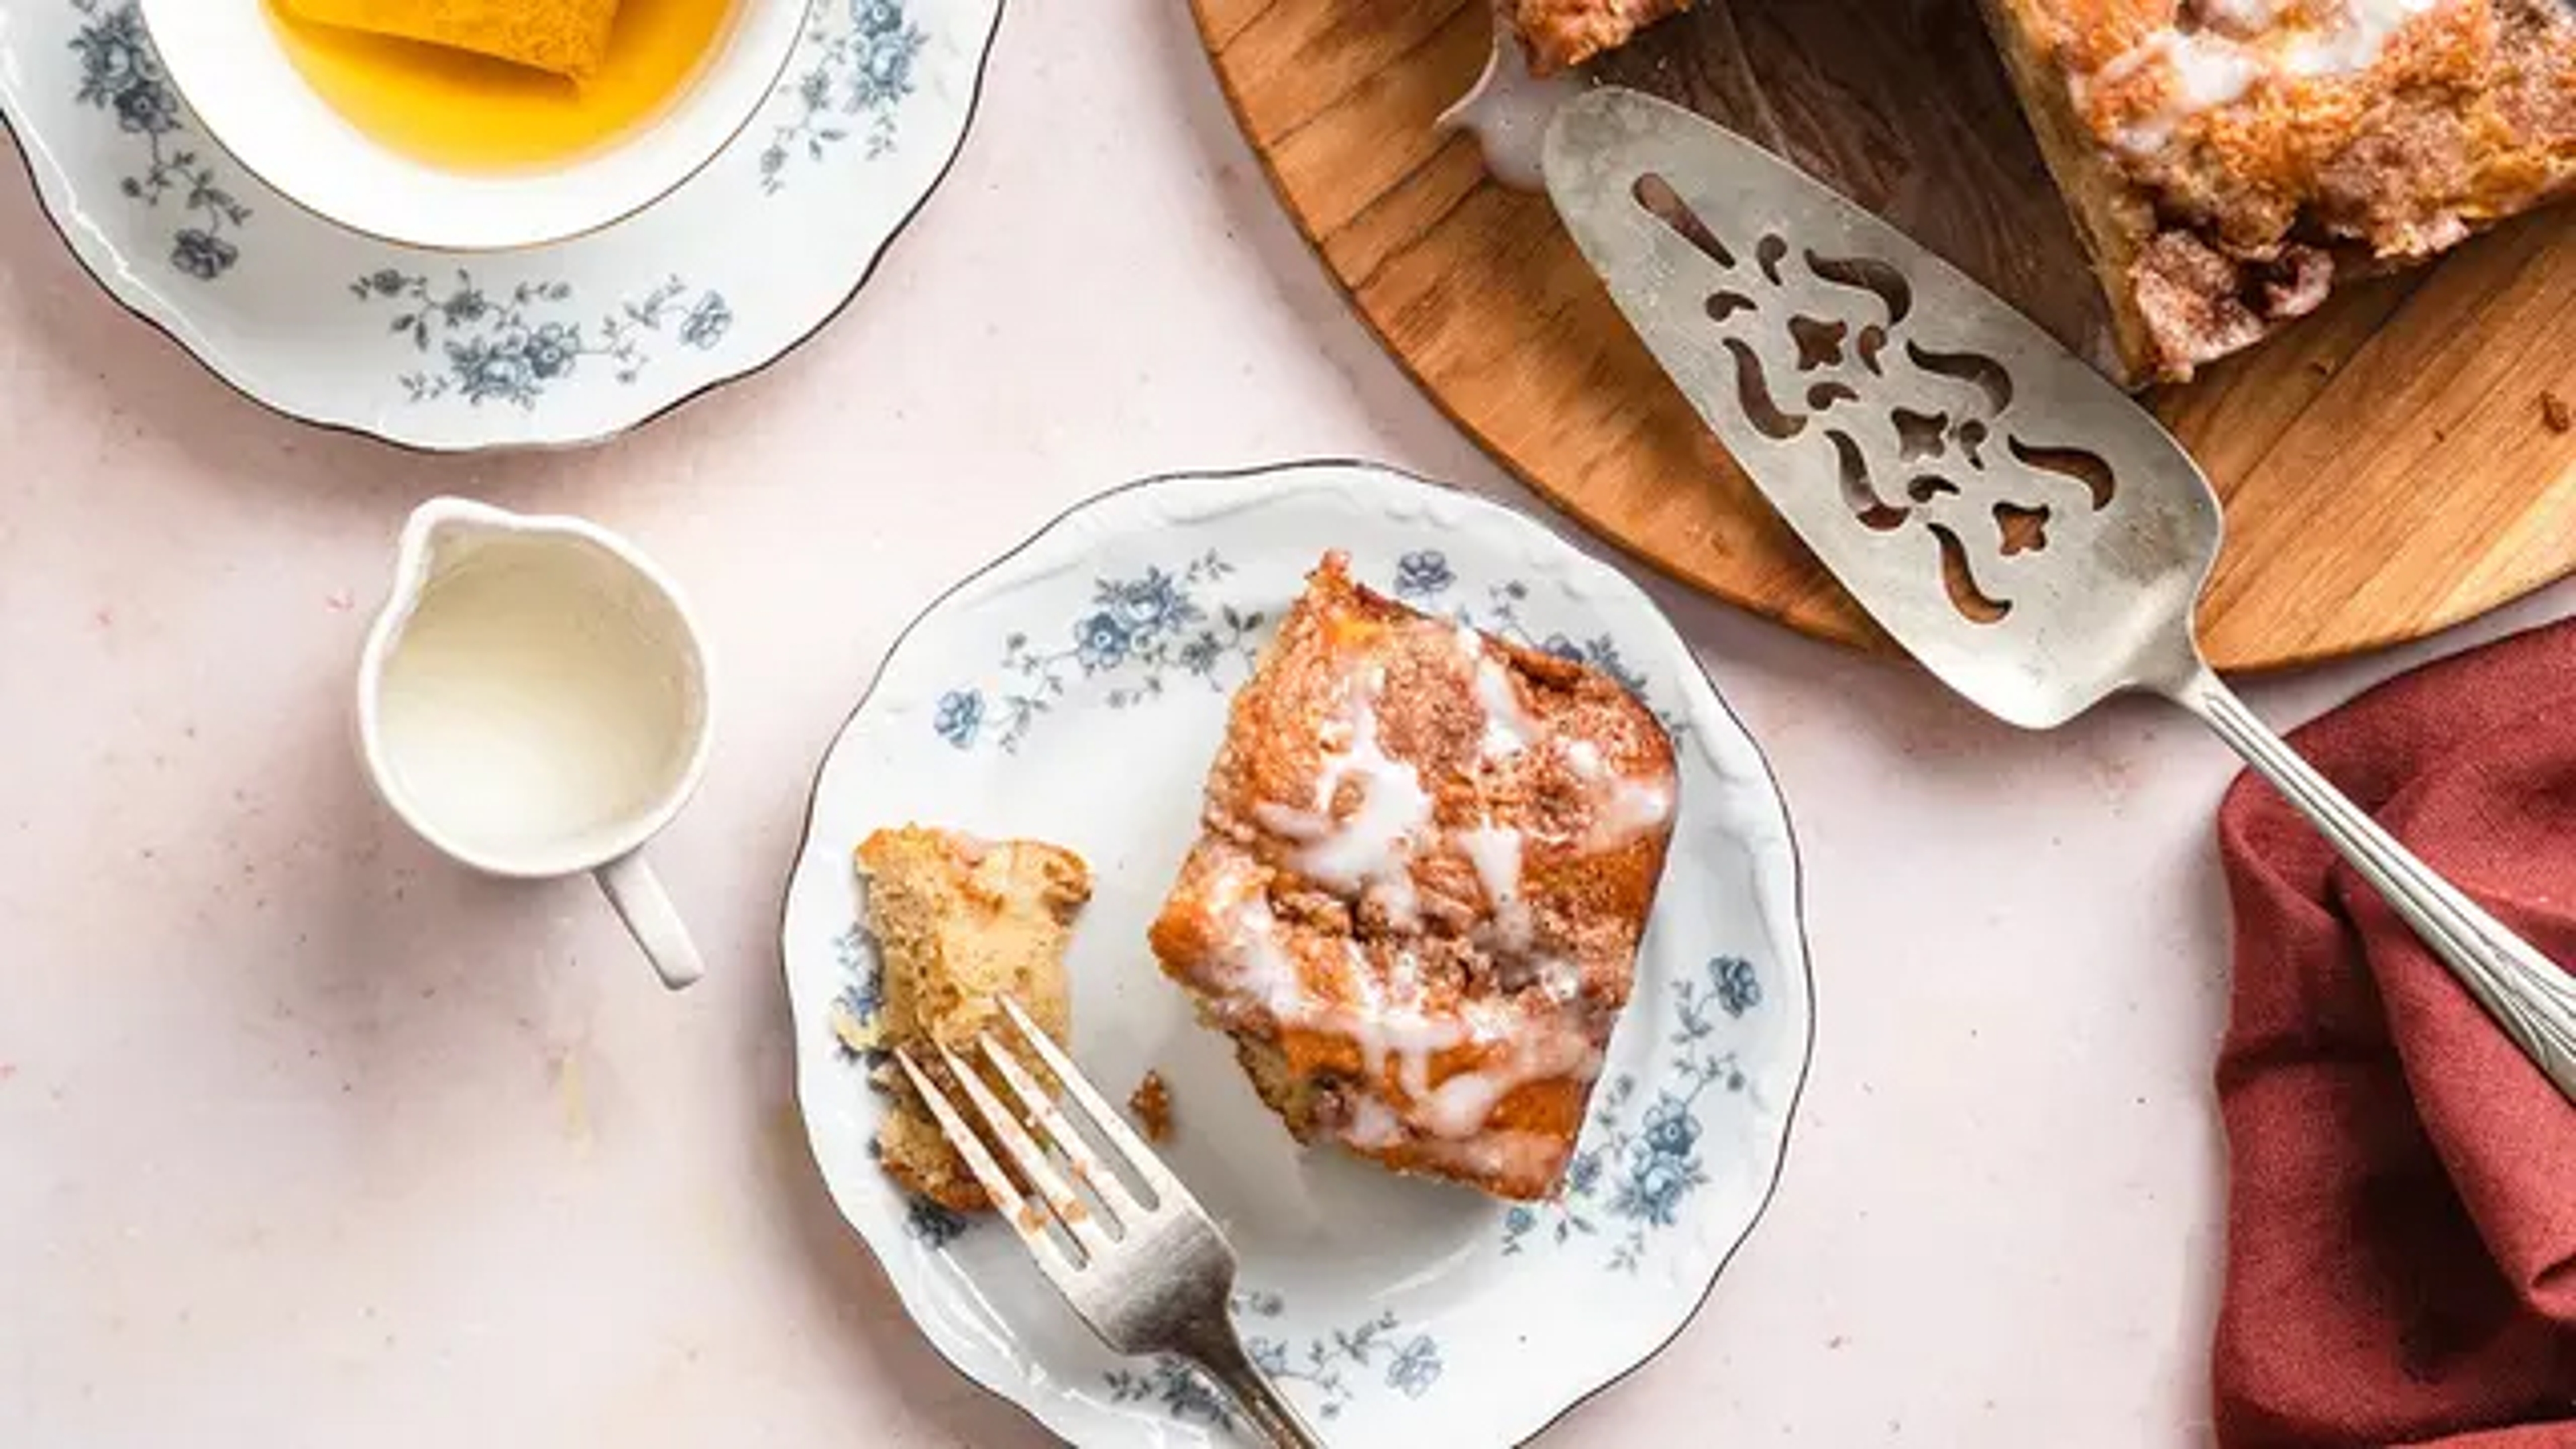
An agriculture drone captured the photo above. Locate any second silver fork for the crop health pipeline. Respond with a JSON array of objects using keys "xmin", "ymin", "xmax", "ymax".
[{"xmin": 895, "ymin": 998, "xmax": 1326, "ymax": 1449}]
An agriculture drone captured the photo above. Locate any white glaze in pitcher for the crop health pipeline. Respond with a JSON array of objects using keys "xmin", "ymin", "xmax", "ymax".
[{"xmin": 357, "ymin": 498, "xmax": 713, "ymax": 991}]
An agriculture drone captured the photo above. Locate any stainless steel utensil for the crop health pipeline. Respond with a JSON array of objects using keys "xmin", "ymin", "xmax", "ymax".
[
  {"xmin": 894, "ymin": 998, "xmax": 1326, "ymax": 1448},
  {"xmin": 1544, "ymin": 86, "xmax": 2576, "ymax": 1102}
]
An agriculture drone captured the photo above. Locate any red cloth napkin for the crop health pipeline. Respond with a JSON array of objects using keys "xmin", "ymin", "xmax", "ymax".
[{"xmin": 2214, "ymin": 619, "xmax": 2576, "ymax": 1447}]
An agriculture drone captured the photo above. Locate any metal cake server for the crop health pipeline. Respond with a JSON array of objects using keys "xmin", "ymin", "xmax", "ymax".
[{"xmin": 1544, "ymin": 86, "xmax": 2576, "ymax": 1102}]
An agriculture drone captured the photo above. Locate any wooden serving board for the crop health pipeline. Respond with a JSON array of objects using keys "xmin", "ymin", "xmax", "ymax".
[{"xmin": 1189, "ymin": 0, "xmax": 2576, "ymax": 668}]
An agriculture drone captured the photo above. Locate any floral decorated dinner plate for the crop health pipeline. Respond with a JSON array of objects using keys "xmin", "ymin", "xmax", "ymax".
[
  {"xmin": 0, "ymin": 0, "xmax": 998, "ymax": 449},
  {"xmin": 779, "ymin": 461, "xmax": 1815, "ymax": 1446}
]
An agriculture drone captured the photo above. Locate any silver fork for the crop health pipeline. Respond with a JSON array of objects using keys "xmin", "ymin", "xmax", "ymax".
[{"xmin": 894, "ymin": 998, "xmax": 1326, "ymax": 1448}]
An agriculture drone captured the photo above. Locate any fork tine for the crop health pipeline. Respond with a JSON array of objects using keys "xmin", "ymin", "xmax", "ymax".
[
  {"xmin": 998, "ymin": 997, "xmax": 1198, "ymax": 1215},
  {"xmin": 975, "ymin": 1031, "xmax": 1141, "ymax": 1228},
  {"xmin": 934, "ymin": 1042, "xmax": 1118, "ymax": 1264},
  {"xmin": 892, "ymin": 1048, "xmax": 1074, "ymax": 1273}
]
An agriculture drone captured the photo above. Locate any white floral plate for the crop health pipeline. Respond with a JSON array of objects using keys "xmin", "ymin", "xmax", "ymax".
[
  {"xmin": 0, "ymin": 0, "xmax": 997, "ymax": 450},
  {"xmin": 780, "ymin": 462, "xmax": 1816, "ymax": 1446}
]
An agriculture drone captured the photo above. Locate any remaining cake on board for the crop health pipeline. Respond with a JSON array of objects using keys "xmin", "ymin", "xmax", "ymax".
[
  {"xmin": 1150, "ymin": 553, "xmax": 1678, "ymax": 1201},
  {"xmin": 1980, "ymin": 0, "xmax": 2576, "ymax": 382},
  {"xmin": 1499, "ymin": 0, "xmax": 2576, "ymax": 385}
]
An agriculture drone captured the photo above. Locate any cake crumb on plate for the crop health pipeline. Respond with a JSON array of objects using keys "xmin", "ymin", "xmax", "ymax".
[{"xmin": 1128, "ymin": 1069, "xmax": 1174, "ymax": 1143}]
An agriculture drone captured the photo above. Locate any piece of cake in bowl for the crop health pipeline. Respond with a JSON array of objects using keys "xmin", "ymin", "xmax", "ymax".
[
  {"xmin": 1149, "ymin": 553, "xmax": 1678, "ymax": 1201},
  {"xmin": 277, "ymin": 0, "xmax": 627, "ymax": 78},
  {"xmin": 845, "ymin": 825, "xmax": 1091, "ymax": 1213}
]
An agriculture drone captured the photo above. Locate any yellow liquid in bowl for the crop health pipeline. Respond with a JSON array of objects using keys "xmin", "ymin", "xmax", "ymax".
[{"xmin": 266, "ymin": 0, "xmax": 743, "ymax": 172}]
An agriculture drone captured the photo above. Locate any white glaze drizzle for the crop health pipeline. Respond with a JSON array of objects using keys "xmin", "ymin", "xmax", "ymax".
[
  {"xmin": 1456, "ymin": 822, "xmax": 1531, "ymax": 949},
  {"xmin": 1536, "ymin": 957, "xmax": 1583, "ymax": 1005},
  {"xmin": 2082, "ymin": 0, "xmax": 2445, "ymax": 156},
  {"xmin": 1564, "ymin": 738, "xmax": 1605, "ymax": 780},
  {"xmin": 1210, "ymin": 859, "xmax": 1308, "ymax": 1014},
  {"xmin": 1594, "ymin": 779, "xmax": 1674, "ymax": 847},
  {"xmin": 1474, "ymin": 657, "xmax": 1540, "ymax": 760},
  {"xmin": 1342, "ymin": 1095, "xmax": 1408, "ymax": 1149},
  {"xmin": 1417, "ymin": 1000, "xmax": 1602, "ymax": 1139},
  {"xmin": 1434, "ymin": 11, "xmax": 1587, "ymax": 193},
  {"xmin": 1206, "ymin": 884, "xmax": 1605, "ymax": 1152},
  {"xmin": 1255, "ymin": 690, "xmax": 1432, "ymax": 926}
]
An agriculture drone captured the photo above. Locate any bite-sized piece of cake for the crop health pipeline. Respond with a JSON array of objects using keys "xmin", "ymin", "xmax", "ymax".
[
  {"xmin": 279, "ymin": 0, "xmax": 626, "ymax": 78},
  {"xmin": 848, "ymin": 825, "xmax": 1091, "ymax": 1213},
  {"xmin": 1978, "ymin": 0, "xmax": 2576, "ymax": 382},
  {"xmin": 1509, "ymin": 0, "xmax": 1694, "ymax": 74},
  {"xmin": 1129, "ymin": 1069, "xmax": 1176, "ymax": 1144},
  {"xmin": 1149, "ymin": 553, "xmax": 1678, "ymax": 1201}
]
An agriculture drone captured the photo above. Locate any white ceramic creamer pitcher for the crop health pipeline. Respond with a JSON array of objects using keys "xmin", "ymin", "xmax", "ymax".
[{"xmin": 357, "ymin": 498, "xmax": 713, "ymax": 991}]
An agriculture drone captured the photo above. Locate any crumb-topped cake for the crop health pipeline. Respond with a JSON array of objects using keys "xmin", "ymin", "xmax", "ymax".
[
  {"xmin": 844, "ymin": 826, "xmax": 1091, "ymax": 1212},
  {"xmin": 1148, "ymin": 554, "xmax": 1678, "ymax": 1201},
  {"xmin": 1982, "ymin": 0, "xmax": 2576, "ymax": 381},
  {"xmin": 1511, "ymin": 0, "xmax": 1694, "ymax": 72}
]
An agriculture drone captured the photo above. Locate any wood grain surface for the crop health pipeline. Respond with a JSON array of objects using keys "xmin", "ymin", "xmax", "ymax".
[{"xmin": 1189, "ymin": 0, "xmax": 2576, "ymax": 669}]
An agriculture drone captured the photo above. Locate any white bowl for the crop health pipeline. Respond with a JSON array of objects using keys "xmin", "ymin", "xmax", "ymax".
[{"xmin": 138, "ymin": 0, "xmax": 810, "ymax": 252}]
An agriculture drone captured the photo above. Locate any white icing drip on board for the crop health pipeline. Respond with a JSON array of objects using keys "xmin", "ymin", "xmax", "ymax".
[
  {"xmin": 1434, "ymin": 12, "xmax": 1586, "ymax": 193},
  {"xmin": 2081, "ymin": 0, "xmax": 2445, "ymax": 156}
]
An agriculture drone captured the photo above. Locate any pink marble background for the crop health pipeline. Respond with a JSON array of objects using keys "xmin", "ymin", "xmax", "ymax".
[{"xmin": 3, "ymin": 1, "xmax": 2567, "ymax": 1443}]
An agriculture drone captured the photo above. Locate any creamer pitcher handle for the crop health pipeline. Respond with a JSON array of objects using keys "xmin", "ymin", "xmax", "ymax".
[{"xmin": 596, "ymin": 853, "xmax": 704, "ymax": 991}]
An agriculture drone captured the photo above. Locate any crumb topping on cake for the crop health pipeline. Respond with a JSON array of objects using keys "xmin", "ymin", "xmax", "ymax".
[
  {"xmin": 1510, "ymin": 0, "xmax": 1697, "ymax": 73},
  {"xmin": 1150, "ymin": 554, "xmax": 1676, "ymax": 1200},
  {"xmin": 2027, "ymin": 0, "xmax": 2576, "ymax": 375}
]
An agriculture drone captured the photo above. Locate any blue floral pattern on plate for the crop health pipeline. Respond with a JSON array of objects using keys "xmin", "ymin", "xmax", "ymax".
[
  {"xmin": 1392, "ymin": 549, "xmax": 1682, "ymax": 736},
  {"xmin": 760, "ymin": 0, "xmax": 930, "ymax": 191},
  {"xmin": 1106, "ymin": 1294, "xmax": 1444, "ymax": 1426},
  {"xmin": 350, "ymin": 270, "xmax": 733, "ymax": 408},
  {"xmin": 66, "ymin": 0, "xmax": 248, "ymax": 280},
  {"xmin": 16, "ymin": 0, "xmax": 989, "ymax": 447},
  {"xmin": 935, "ymin": 551, "xmax": 1267, "ymax": 753},
  {"xmin": 1502, "ymin": 954, "xmax": 1762, "ymax": 1272},
  {"xmin": 932, "ymin": 545, "xmax": 1694, "ymax": 755}
]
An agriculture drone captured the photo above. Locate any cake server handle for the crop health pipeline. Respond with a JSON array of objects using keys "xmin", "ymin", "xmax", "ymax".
[{"xmin": 2169, "ymin": 665, "xmax": 2576, "ymax": 1103}]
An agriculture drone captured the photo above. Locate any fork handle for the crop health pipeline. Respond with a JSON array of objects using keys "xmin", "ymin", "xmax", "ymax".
[
  {"xmin": 2169, "ymin": 667, "xmax": 2576, "ymax": 1104},
  {"xmin": 1181, "ymin": 1320, "xmax": 1328, "ymax": 1449}
]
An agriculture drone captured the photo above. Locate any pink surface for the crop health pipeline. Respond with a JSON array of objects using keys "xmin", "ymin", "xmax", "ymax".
[{"xmin": 2, "ymin": 1, "xmax": 2567, "ymax": 1443}]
